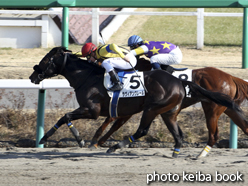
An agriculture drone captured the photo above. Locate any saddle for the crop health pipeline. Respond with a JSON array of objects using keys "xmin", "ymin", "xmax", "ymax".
[
  {"xmin": 104, "ymin": 70, "xmax": 145, "ymax": 118},
  {"xmin": 104, "ymin": 70, "xmax": 145, "ymax": 98},
  {"xmin": 161, "ymin": 65, "xmax": 188, "ymax": 74}
]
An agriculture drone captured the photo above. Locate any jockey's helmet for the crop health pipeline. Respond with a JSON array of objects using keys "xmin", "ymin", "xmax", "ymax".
[
  {"xmin": 81, "ymin": 43, "xmax": 97, "ymax": 57},
  {"xmin": 128, "ymin": 35, "xmax": 143, "ymax": 49}
]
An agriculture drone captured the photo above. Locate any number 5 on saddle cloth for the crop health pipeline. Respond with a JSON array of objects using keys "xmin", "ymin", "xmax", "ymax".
[{"xmin": 104, "ymin": 70, "xmax": 145, "ymax": 117}]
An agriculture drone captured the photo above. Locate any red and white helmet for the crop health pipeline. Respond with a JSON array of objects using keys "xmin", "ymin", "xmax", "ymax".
[{"xmin": 81, "ymin": 43, "xmax": 97, "ymax": 57}]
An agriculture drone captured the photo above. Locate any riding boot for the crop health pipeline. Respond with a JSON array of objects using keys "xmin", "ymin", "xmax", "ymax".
[
  {"xmin": 151, "ymin": 62, "xmax": 161, "ymax": 70},
  {"xmin": 108, "ymin": 70, "xmax": 123, "ymax": 91}
]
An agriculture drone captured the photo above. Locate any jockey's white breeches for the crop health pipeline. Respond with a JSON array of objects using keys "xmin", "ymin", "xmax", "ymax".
[
  {"xmin": 101, "ymin": 52, "xmax": 137, "ymax": 72},
  {"xmin": 150, "ymin": 46, "xmax": 183, "ymax": 65}
]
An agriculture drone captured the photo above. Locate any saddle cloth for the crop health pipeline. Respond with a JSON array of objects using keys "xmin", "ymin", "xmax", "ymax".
[
  {"xmin": 103, "ymin": 70, "xmax": 145, "ymax": 118},
  {"xmin": 172, "ymin": 69, "xmax": 192, "ymax": 97},
  {"xmin": 104, "ymin": 71, "xmax": 145, "ymax": 98}
]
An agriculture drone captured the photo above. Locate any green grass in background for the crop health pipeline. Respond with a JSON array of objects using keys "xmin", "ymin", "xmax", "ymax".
[
  {"xmin": 205, "ymin": 16, "xmax": 242, "ymax": 46},
  {"xmin": 136, "ymin": 8, "xmax": 243, "ymax": 47},
  {"xmin": 139, "ymin": 15, "xmax": 197, "ymax": 45}
]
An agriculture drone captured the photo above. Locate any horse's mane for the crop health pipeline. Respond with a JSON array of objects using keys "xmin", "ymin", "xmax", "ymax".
[
  {"xmin": 67, "ymin": 53, "xmax": 105, "ymax": 75},
  {"xmin": 48, "ymin": 46, "xmax": 104, "ymax": 75},
  {"xmin": 231, "ymin": 76, "xmax": 248, "ymax": 101},
  {"xmin": 135, "ymin": 57, "xmax": 152, "ymax": 71}
]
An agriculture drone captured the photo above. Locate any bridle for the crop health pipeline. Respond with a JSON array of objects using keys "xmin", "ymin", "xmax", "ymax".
[
  {"xmin": 33, "ymin": 52, "xmax": 68, "ymax": 81},
  {"xmin": 33, "ymin": 50, "xmax": 96, "ymax": 90}
]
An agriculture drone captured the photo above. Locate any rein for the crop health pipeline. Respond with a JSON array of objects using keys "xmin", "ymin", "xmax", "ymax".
[{"xmin": 60, "ymin": 52, "xmax": 68, "ymax": 74}]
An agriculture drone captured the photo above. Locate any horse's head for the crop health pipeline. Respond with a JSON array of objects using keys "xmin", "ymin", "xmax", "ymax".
[{"xmin": 29, "ymin": 47, "xmax": 72, "ymax": 84}]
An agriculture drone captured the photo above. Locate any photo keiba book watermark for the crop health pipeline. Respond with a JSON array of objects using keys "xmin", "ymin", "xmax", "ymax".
[{"xmin": 146, "ymin": 171, "xmax": 243, "ymax": 184}]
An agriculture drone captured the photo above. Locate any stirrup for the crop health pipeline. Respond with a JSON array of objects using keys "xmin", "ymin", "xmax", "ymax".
[{"xmin": 108, "ymin": 82, "xmax": 123, "ymax": 91}]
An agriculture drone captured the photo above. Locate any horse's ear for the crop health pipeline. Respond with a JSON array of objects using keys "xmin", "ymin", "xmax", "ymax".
[
  {"xmin": 66, "ymin": 49, "xmax": 72, "ymax": 53},
  {"xmin": 60, "ymin": 46, "xmax": 72, "ymax": 53}
]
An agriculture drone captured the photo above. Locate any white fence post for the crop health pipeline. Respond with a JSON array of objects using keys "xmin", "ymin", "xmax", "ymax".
[
  {"xmin": 41, "ymin": 15, "xmax": 49, "ymax": 48},
  {"xmin": 92, "ymin": 8, "xmax": 100, "ymax": 46},
  {"xmin": 197, "ymin": 8, "xmax": 204, "ymax": 49}
]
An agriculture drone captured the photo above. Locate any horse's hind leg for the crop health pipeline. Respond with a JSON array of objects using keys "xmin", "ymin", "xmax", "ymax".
[
  {"xmin": 97, "ymin": 115, "xmax": 132, "ymax": 147},
  {"xmin": 106, "ymin": 110, "xmax": 157, "ymax": 153},
  {"xmin": 160, "ymin": 112, "xmax": 183, "ymax": 158},
  {"xmin": 39, "ymin": 107, "xmax": 91, "ymax": 147},
  {"xmin": 89, "ymin": 115, "xmax": 132, "ymax": 148},
  {"xmin": 197, "ymin": 103, "xmax": 225, "ymax": 158},
  {"xmin": 89, "ymin": 117, "xmax": 115, "ymax": 148},
  {"xmin": 224, "ymin": 107, "xmax": 248, "ymax": 135}
]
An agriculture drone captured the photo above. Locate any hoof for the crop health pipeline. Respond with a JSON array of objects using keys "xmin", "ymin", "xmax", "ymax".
[
  {"xmin": 196, "ymin": 155, "xmax": 204, "ymax": 159},
  {"xmin": 106, "ymin": 147, "xmax": 116, "ymax": 154},
  {"xmin": 78, "ymin": 140, "xmax": 85, "ymax": 148},
  {"xmin": 39, "ymin": 138, "xmax": 46, "ymax": 145},
  {"xmin": 172, "ymin": 152, "xmax": 179, "ymax": 158},
  {"xmin": 88, "ymin": 143, "xmax": 98, "ymax": 149}
]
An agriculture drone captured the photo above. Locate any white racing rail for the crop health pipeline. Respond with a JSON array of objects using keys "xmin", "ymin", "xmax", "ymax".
[
  {"xmin": 0, "ymin": 79, "xmax": 242, "ymax": 148},
  {"xmin": 0, "ymin": 79, "xmax": 71, "ymax": 89}
]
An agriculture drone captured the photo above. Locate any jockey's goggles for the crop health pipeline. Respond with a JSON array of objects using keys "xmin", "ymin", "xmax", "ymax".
[
  {"xmin": 129, "ymin": 45, "xmax": 136, "ymax": 50},
  {"xmin": 129, "ymin": 41, "xmax": 143, "ymax": 50},
  {"xmin": 86, "ymin": 54, "xmax": 91, "ymax": 60}
]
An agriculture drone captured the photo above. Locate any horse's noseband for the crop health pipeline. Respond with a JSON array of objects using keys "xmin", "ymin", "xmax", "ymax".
[
  {"xmin": 33, "ymin": 65, "xmax": 42, "ymax": 74},
  {"xmin": 33, "ymin": 64, "xmax": 45, "ymax": 80}
]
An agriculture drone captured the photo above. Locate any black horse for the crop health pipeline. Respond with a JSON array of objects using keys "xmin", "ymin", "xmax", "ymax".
[{"xmin": 29, "ymin": 47, "xmax": 242, "ymax": 157}]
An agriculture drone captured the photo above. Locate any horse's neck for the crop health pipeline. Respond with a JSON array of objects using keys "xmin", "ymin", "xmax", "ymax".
[
  {"xmin": 62, "ymin": 61, "xmax": 103, "ymax": 90},
  {"xmin": 62, "ymin": 70, "xmax": 83, "ymax": 89}
]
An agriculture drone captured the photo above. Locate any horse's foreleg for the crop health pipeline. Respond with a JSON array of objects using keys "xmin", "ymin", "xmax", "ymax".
[
  {"xmin": 39, "ymin": 107, "xmax": 91, "ymax": 147},
  {"xmin": 160, "ymin": 113, "xmax": 183, "ymax": 158},
  {"xmin": 67, "ymin": 122, "xmax": 85, "ymax": 147},
  {"xmin": 107, "ymin": 111, "xmax": 156, "ymax": 153},
  {"xmin": 39, "ymin": 116, "xmax": 66, "ymax": 145}
]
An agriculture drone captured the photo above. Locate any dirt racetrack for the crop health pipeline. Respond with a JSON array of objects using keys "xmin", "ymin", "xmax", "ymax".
[{"xmin": 0, "ymin": 147, "xmax": 247, "ymax": 186}]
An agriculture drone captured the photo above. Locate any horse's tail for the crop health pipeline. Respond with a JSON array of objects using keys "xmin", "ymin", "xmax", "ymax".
[
  {"xmin": 181, "ymin": 80, "xmax": 242, "ymax": 112},
  {"xmin": 231, "ymin": 76, "xmax": 248, "ymax": 101}
]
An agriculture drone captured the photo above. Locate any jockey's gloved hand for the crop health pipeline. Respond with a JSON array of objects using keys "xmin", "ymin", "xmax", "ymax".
[
  {"xmin": 123, "ymin": 55, "xmax": 130, "ymax": 63},
  {"xmin": 72, "ymin": 52, "xmax": 82, "ymax": 57},
  {"xmin": 88, "ymin": 59, "xmax": 103, "ymax": 67},
  {"xmin": 95, "ymin": 59, "xmax": 103, "ymax": 66}
]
